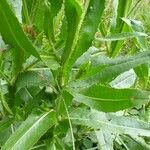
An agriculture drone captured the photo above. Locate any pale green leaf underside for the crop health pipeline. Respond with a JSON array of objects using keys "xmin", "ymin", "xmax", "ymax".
[
  {"xmin": 96, "ymin": 32, "xmax": 147, "ymax": 41},
  {"xmin": 71, "ymin": 109, "xmax": 150, "ymax": 137}
]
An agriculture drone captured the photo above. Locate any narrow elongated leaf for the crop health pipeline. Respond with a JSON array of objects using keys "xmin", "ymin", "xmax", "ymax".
[
  {"xmin": 0, "ymin": 118, "xmax": 14, "ymax": 132},
  {"xmin": 70, "ymin": 108, "xmax": 150, "ymax": 137},
  {"xmin": 62, "ymin": 0, "xmax": 82, "ymax": 63},
  {"xmin": 0, "ymin": 0, "xmax": 40, "ymax": 59},
  {"xmin": 110, "ymin": 0, "xmax": 132, "ymax": 57},
  {"xmin": 22, "ymin": 0, "xmax": 45, "ymax": 31},
  {"xmin": 61, "ymin": 0, "xmax": 105, "ymax": 85},
  {"xmin": 70, "ymin": 51, "xmax": 150, "ymax": 88},
  {"xmin": 68, "ymin": 85, "xmax": 150, "ymax": 112},
  {"xmin": 96, "ymin": 32, "xmax": 147, "ymax": 41},
  {"xmin": 23, "ymin": 88, "xmax": 46, "ymax": 118},
  {"xmin": 60, "ymin": 0, "xmax": 82, "ymax": 85},
  {"xmin": 48, "ymin": 0, "xmax": 63, "ymax": 18},
  {"xmin": 122, "ymin": 18, "xmax": 149, "ymax": 85},
  {"xmin": 122, "ymin": 18, "xmax": 148, "ymax": 50},
  {"xmin": 9, "ymin": 0, "xmax": 22, "ymax": 22},
  {"xmin": 44, "ymin": 2, "xmax": 55, "ymax": 43},
  {"xmin": 44, "ymin": 0, "xmax": 63, "ymax": 42},
  {"xmin": 11, "ymin": 48, "xmax": 24, "ymax": 77},
  {"xmin": 111, "ymin": 0, "xmax": 132, "ymax": 34},
  {"xmin": 134, "ymin": 63, "xmax": 149, "ymax": 85},
  {"xmin": 2, "ymin": 110, "xmax": 57, "ymax": 150}
]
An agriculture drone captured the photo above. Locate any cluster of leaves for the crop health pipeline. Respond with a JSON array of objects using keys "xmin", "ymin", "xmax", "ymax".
[{"xmin": 0, "ymin": 0, "xmax": 150, "ymax": 149}]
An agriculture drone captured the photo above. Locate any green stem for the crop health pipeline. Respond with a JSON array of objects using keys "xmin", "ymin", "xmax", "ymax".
[
  {"xmin": 61, "ymin": 95, "xmax": 75, "ymax": 150},
  {"xmin": 117, "ymin": 135, "xmax": 130, "ymax": 150},
  {"xmin": 30, "ymin": 144, "xmax": 46, "ymax": 150}
]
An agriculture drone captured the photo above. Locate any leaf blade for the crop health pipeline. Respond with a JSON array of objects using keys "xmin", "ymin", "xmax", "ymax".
[
  {"xmin": 96, "ymin": 32, "xmax": 147, "ymax": 42},
  {"xmin": 0, "ymin": 0, "xmax": 40, "ymax": 59},
  {"xmin": 2, "ymin": 110, "xmax": 57, "ymax": 150},
  {"xmin": 61, "ymin": 0, "xmax": 105, "ymax": 85},
  {"xmin": 71, "ymin": 108, "xmax": 150, "ymax": 137},
  {"xmin": 68, "ymin": 85, "xmax": 150, "ymax": 112}
]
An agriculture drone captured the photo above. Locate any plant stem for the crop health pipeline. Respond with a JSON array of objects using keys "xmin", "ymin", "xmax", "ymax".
[
  {"xmin": 61, "ymin": 95, "xmax": 76, "ymax": 150},
  {"xmin": 30, "ymin": 144, "xmax": 46, "ymax": 150}
]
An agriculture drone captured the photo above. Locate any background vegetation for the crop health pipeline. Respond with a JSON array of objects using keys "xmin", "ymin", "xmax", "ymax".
[{"xmin": 0, "ymin": 0, "xmax": 150, "ymax": 149}]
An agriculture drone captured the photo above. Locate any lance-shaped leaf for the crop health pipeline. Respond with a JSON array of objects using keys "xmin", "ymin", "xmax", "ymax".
[
  {"xmin": 0, "ymin": 0, "xmax": 40, "ymax": 59},
  {"xmin": 44, "ymin": 2, "xmax": 55, "ymax": 43},
  {"xmin": 70, "ymin": 108, "xmax": 150, "ymax": 137},
  {"xmin": 96, "ymin": 32, "xmax": 147, "ymax": 42},
  {"xmin": 2, "ymin": 110, "xmax": 57, "ymax": 150},
  {"xmin": 61, "ymin": 0, "xmax": 105, "ymax": 85},
  {"xmin": 68, "ymin": 84, "xmax": 150, "ymax": 112},
  {"xmin": 60, "ymin": 0, "xmax": 82, "ymax": 85},
  {"xmin": 70, "ymin": 51, "xmax": 150, "ymax": 88},
  {"xmin": 110, "ymin": 0, "xmax": 132, "ymax": 57}
]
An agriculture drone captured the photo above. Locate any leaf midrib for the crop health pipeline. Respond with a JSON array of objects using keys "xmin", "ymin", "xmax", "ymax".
[
  {"xmin": 0, "ymin": 4, "xmax": 25, "ymax": 51},
  {"xmin": 71, "ymin": 117, "xmax": 150, "ymax": 136},
  {"xmin": 9, "ymin": 110, "xmax": 53, "ymax": 149},
  {"xmin": 74, "ymin": 93, "xmax": 148, "ymax": 102}
]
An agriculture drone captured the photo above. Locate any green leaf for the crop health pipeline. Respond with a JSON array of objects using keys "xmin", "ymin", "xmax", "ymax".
[
  {"xmin": 111, "ymin": 0, "xmax": 132, "ymax": 34},
  {"xmin": 0, "ymin": 0, "xmax": 40, "ymax": 59},
  {"xmin": 68, "ymin": 85, "xmax": 150, "ymax": 112},
  {"xmin": 70, "ymin": 108, "xmax": 150, "ymax": 137},
  {"xmin": 61, "ymin": 0, "xmax": 105, "ymax": 85},
  {"xmin": 9, "ymin": 0, "xmax": 22, "ymax": 22},
  {"xmin": 15, "ymin": 69, "xmax": 54, "ymax": 89},
  {"xmin": 44, "ymin": 0, "xmax": 63, "ymax": 43},
  {"xmin": 122, "ymin": 18, "xmax": 148, "ymax": 50},
  {"xmin": 121, "ymin": 135, "xmax": 150, "ymax": 150},
  {"xmin": 110, "ymin": 0, "xmax": 132, "ymax": 57},
  {"xmin": 23, "ymin": 88, "xmax": 46, "ymax": 118},
  {"xmin": 122, "ymin": 18, "xmax": 149, "ymax": 85},
  {"xmin": 0, "ymin": 118, "xmax": 14, "ymax": 132},
  {"xmin": 96, "ymin": 130, "xmax": 113, "ymax": 150},
  {"xmin": 56, "ymin": 91, "xmax": 73, "ymax": 116},
  {"xmin": 11, "ymin": 48, "xmax": 24, "ymax": 77},
  {"xmin": 44, "ymin": 2, "xmax": 55, "ymax": 43},
  {"xmin": 48, "ymin": 0, "xmax": 63, "ymax": 18},
  {"xmin": 70, "ymin": 51, "xmax": 150, "ymax": 88},
  {"xmin": 60, "ymin": 0, "xmax": 83, "ymax": 85},
  {"xmin": 22, "ymin": 0, "xmax": 45, "ymax": 31},
  {"xmin": 134, "ymin": 63, "xmax": 149, "ymax": 85},
  {"xmin": 2, "ymin": 110, "xmax": 57, "ymax": 150},
  {"xmin": 110, "ymin": 70, "xmax": 136, "ymax": 89},
  {"xmin": 62, "ymin": 0, "xmax": 82, "ymax": 62},
  {"xmin": 41, "ymin": 55, "xmax": 60, "ymax": 70},
  {"xmin": 96, "ymin": 32, "xmax": 147, "ymax": 41}
]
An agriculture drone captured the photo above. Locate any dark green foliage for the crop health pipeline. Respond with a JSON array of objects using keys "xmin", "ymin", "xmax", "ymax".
[{"xmin": 0, "ymin": 0, "xmax": 150, "ymax": 149}]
